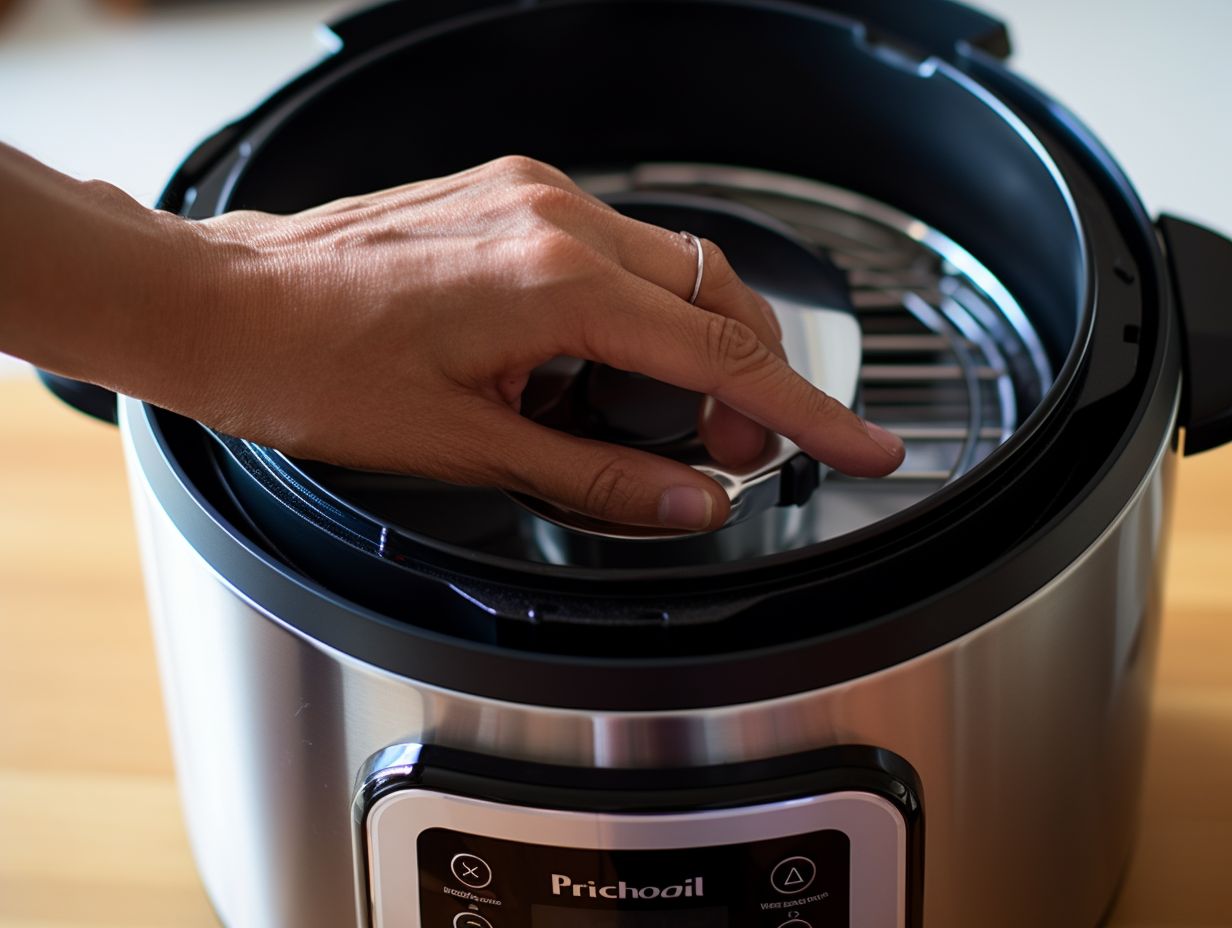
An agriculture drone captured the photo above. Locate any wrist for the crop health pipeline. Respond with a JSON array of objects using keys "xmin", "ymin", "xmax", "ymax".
[
  {"xmin": 28, "ymin": 174, "xmax": 256, "ymax": 419},
  {"xmin": 0, "ymin": 150, "xmax": 203, "ymax": 397}
]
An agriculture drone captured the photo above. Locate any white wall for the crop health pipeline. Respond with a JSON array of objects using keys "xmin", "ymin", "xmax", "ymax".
[{"xmin": 981, "ymin": 0, "xmax": 1232, "ymax": 234}]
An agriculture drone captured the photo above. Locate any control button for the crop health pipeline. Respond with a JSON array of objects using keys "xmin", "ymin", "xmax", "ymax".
[
  {"xmin": 770, "ymin": 855, "xmax": 817, "ymax": 895},
  {"xmin": 776, "ymin": 920, "xmax": 812, "ymax": 928},
  {"xmin": 449, "ymin": 853, "xmax": 493, "ymax": 889},
  {"xmin": 453, "ymin": 914, "xmax": 493, "ymax": 928}
]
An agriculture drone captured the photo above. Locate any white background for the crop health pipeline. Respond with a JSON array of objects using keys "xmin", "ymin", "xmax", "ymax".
[{"xmin": 1, "ymin": 0, "xmax": 1229, "ymax": 378}]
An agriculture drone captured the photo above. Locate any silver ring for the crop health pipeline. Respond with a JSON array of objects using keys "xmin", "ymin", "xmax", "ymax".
[{"xmin": 682, "ymin": 231, "xmax": 704, "ymax": 304}]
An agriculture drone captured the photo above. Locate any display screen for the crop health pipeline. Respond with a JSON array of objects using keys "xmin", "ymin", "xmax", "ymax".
[
  {"xmin": 531, "ymin": 904, "xmax": 728, "ymax": 927},
  {"xmin": 416, "ymin": 826, "xmax": 850, "ymax": 927}
]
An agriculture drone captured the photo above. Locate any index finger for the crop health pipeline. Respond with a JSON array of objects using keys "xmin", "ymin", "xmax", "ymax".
[
  {"xmin": 560, "ymin": 270, "xmax": 904, "ymax": 477},
  {"xmin": 558, "ymin": 203, "xmax": 786, "ymax": 464}
]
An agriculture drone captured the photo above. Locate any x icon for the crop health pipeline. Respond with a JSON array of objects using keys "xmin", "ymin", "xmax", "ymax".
[{"xmin": 450, "ymin": 854, "xmax": 492, "ymax": 888}]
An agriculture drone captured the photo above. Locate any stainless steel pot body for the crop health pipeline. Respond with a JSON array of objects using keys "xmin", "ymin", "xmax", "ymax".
[{"xmin": 119, "ymin": 391, "xmax": 1178, "ymax": 928}]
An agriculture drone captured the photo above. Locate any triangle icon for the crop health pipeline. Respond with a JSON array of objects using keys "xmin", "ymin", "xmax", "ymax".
[{"xmin": 785, "ymin": 867, "xmax": 805, "ymax": 886}]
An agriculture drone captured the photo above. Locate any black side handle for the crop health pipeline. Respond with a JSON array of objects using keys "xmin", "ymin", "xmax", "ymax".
[
  {"xmin": 1159, "ymin": 215, "xmax": 1232, "ymax": 456},
  {"xmin": 36, "ymin": 370, "xmax": 118, "ymax": 425}
]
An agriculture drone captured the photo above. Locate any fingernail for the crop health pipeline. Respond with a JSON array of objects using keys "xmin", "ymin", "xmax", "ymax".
[
  {"xmin": 864, "ymin": 421, "xmax": 906, "ymax": 459},
  {"xmin": 658, "ymin": 486, "xmax": 714, "ymax": 530}
]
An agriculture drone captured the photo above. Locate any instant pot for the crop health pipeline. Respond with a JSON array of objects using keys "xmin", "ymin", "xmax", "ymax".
[{"xmin": 38, "ymin": 0, "xmax": 1232, "ymax": 926}]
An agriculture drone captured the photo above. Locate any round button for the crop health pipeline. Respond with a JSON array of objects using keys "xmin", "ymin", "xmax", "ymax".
[
  {"xmin": 770, "ymin": 855, "xmax": 817, "ymax": 895},
  {"xmin": 776, "ymin": 921, "xmax": 812, "ymax": 928},
  {"xmin": 449, "ymin": 853, "xmax": 493, "ymax": 889},
  {"xmin": 453, "ymin": 914, "xmax": 493, "ymax": 928}
]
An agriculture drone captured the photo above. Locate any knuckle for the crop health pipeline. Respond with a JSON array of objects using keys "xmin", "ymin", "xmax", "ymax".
[
  {"xmin": 524, "ymin": 227, "xmax": 593, "ymax": 278},
  {"xmin": 489, "ymin": 154, "xmax": 546, "ymax": 179},
  {"xmin": 704, "ymin": 316, "xmax": 768, "ymax": 379},
  {"xmin": 489, "ymin": 156, "xmax": 576, "ymax": 192},
  {"xmin": 581, "ymin": 456, "xmax": 639, "ymax": 520},
  {"xmin": 519, "ymin": 181, "xmax": 581, "ymax": 217}
]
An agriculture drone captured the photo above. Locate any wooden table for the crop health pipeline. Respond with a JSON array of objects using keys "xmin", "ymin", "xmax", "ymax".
[{"xmin": 2, "ymin": 375, "xmax": 1231, "ymax": 927}]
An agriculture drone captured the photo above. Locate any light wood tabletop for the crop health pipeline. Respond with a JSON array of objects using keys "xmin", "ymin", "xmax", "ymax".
[{"xmin": 2, "ymin": 374, "xmax": 1232, "ymax": 927}]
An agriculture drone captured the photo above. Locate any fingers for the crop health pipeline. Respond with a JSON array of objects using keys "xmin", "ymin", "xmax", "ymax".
[
  {"xmin": 485, "ymin": 168, "xmax": 897, "ymax": 475},
  {"xmin": 465, "ymin": 156, "xmax": 784, "ymax": 363},
  {"xmin": 587, "ymin": 215, "xmax": 783, "ymax": 465},
  {"xmin": 559, "ymin": 273, "xmax": 905, "ymax": 477},
  {"xmin": 593, "ymin": 214, "xmax": 785, "ymax": 355},
  {"xmin": 545, "ymin": 198, "xmax": 785, "ymax": 360},
  {"xmin": 326, "ymin": 155, "xmax": 896, "ymax": 483},
  {"xmin": 551, "ymin": 201, "xmax": 785, "ymax": 464},
  {"xmin": 473, "ymin": 407, "xmax": 730, "ymax": 531},
  {"xmin": 478, "ymin": 159, "xmax": 787, "ymax": 469}
]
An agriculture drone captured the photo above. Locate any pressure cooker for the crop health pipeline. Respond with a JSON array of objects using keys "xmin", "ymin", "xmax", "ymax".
[{"xmin": 37, "ymin": 0, "xmax": 1232, "ymax": 926}]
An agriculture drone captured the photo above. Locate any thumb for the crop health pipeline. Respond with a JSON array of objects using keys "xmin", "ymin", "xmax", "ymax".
[{"xmin": 477, "ymin": 411, "xmax": 730, "ymax": 532}]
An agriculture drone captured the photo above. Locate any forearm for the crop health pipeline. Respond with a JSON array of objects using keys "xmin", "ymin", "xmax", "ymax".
[{"xmin": 0, "ymin": 142, "xmax": 207, "ymax": 396}]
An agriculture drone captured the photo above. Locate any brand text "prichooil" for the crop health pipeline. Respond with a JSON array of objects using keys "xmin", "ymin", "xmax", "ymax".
[{"xmin": 550, "ymin": 875, "xmax": 704, "ymax": 900}]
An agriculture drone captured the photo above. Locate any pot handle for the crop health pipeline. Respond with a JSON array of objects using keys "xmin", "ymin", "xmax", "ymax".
[
  {"xmin": 1158, "ymin": 215, "xmax": 1232, "ymax": 456},
  {"xmin": 36, "ymin": 370, "xmax": 117, "ymax": 425}
]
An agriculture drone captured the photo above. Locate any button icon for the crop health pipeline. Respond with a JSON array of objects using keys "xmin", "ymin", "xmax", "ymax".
[
  {"xmin": 450, "ymin": 853, "xmax": 493, "ymax": 889},
  {"xmin": 776, "ymin": 920, "xmax": 812, "ymax": 928},
  {"xmin": 770, "ymin": 855, "xmax": 817, "ymax": 895},
  {"xmin": 453, "ymin": 914, "xmax": 493, "ymax": 928}
]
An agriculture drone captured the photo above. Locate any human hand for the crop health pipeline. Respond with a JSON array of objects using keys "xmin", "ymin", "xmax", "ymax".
[{"xmin": 157, "ymin": 157, "xmax": 906, "ymax": 530}]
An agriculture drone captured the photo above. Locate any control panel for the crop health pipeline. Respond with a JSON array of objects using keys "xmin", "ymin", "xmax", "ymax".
[{"xmin": 355, "ymin": 745, "xmax": 922, "ymax": 928}]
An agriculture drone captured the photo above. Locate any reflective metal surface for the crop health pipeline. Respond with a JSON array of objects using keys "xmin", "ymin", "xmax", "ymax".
[{"xmin": 122, "ymin": 390, "xmax": 1176, "ymax": 928}]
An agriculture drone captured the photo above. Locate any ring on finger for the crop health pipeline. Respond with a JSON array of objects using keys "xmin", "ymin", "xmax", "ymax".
[{"xmin": 680, "ymin": 230, "xmax": 704, "ymax": 304}]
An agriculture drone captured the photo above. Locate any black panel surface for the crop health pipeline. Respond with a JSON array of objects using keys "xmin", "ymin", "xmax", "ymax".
[{"xmin": 416, "ymin": 828, "xmax": 850, "ymax": 927}]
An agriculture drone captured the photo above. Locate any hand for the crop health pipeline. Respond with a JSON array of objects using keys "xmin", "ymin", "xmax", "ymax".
[
  {"xmin": 0, "ymin": 147, "xmax": 903, "ymax": 532},
  {"xmin": 173, "ymin": 156, "xmax": 903, "ymax": 531}
]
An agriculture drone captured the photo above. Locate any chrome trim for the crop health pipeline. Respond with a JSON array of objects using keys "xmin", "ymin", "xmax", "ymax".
[{"xmin": 353, "ymin": 744, "xmax": 425, "ymax": 927}]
